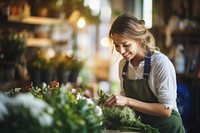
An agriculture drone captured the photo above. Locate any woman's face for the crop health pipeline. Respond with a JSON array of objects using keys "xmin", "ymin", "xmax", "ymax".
[{"xmin": 112, "ymin": 34, "xmax": 140, "ymax": 61}]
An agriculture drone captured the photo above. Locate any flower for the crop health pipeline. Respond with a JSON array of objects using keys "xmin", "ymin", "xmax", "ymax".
[
  {"xmin": 2, "ymin": 82, "xmax": 103, "ymax": 133},
  {"xmin": 97, "ymin": 90, "xmax": 159, "ymax": 133},
  {"xmin": 0, "ymin": 92, "xmax": 53, "ymax": 133}
]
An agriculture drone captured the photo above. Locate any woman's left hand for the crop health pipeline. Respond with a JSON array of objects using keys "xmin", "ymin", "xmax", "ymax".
[{"xmin": 104, "ymin": 94, "xmax": 129, "ymax": 107}]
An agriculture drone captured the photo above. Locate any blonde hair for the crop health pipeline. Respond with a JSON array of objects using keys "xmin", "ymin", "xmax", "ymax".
[{"xmin": 109, "ymin": 13, "xmax": 157, "ymax": 52}]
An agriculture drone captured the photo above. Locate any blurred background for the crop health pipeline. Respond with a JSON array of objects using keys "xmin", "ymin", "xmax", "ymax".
[{"xmin": 0, "ymin": 0, "xmax": 199, "ymax": 132}]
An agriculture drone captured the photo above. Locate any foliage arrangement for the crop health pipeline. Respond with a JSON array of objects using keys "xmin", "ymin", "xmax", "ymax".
[
  {"xmin": 27, "ymin": 52, "xmax": 46, "ymax": 70},
  {"xmin": 53, "ymin": 54, "xmax": 84, "ymax": 71},
  {"xmin": 97, "ymin": 90, "xmax": 160, "ymax": 133},
  {"xmin": 0, "ymin": 31, "xmax": 26, "ymax": 61},
  {"xmin": 1, "ymin": 82, "xmax": 103, "ymax": 133},
  {"xmin": 0, "ymin": 92, "xmax": 53, "ymax": 133}
]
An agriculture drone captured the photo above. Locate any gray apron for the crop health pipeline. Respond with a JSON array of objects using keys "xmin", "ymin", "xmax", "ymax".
[{"xmin": 122, "ymin": 50, "xmax": 185, "ymax": 133}]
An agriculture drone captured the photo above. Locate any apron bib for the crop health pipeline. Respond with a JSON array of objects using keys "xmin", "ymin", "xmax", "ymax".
[{"xmin": 122, "ymin": 49, "xmax": 185, "ymax": 133}]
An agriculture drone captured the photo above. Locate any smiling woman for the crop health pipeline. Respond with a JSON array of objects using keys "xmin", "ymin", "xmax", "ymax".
[{"xmin": 105, "ymin": 13, "xmax": 186, "ymax": 133}]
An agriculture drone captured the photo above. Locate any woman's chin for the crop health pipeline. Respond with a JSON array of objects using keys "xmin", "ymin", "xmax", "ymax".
[{"xmin": 123, "ymin": 56, "xmax": 131, "ymax": 61}]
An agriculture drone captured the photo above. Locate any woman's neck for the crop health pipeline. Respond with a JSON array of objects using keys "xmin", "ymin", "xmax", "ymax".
[
  {"xmin": 130, "ymin": 48, "xmax": 146, "ymax": 67},
  {"xmin": 130, "ymin": 54, "xmax": 144, "ymax": 67}
]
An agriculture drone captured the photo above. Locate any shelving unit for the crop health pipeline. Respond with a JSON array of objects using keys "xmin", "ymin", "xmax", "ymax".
[
  {"xmin": 8, "ymin": 15, "xmax": 65, "ymax": 25},
  {"xmin": 0, "ymin": 14, "xmax": 71, "ymax": 90},
  {"xmin": 153, "ymin": 0, "xmax": 200, "ymax": 132},
  {"xmin": 26, "ymin": 38, "xmax": 52, "ymax": 47}
]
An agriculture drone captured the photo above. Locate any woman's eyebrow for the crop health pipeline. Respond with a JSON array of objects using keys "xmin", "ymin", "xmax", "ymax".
[{"xmin": 113, "ymin": 41, "xmax": 128, "ymax": 45}]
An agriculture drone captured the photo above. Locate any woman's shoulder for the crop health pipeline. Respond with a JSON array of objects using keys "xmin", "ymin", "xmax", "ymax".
[
  {"xmin": 151, "ymin": 50, "xmax": 175, "ymax": 70},
  {"xmin": 152, "ymin": 50, "xmax": 171, "ymax": 64}
]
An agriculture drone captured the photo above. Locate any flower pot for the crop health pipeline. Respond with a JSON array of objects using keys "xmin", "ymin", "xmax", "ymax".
[
  {"xmin": 68, "ymin": 70, "xmax": 79, "ymax": 83},
  {"xmin": 29, "ymin": 69, "xmax": 42, "ymax": 87},
  {"xmin": 4, "ymin": 66, "xmax": 15, "ymax": 81},
  {"xmin": 42, "ymin": 70, "xmax": 56, "ymax": 84},
  {"xmin": 57, "ymin": 69, "xmax": 70, "ymax": 84}
]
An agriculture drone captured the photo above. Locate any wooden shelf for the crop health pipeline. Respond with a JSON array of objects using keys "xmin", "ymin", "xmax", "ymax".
[
  {"xmin": 159, "ymin": 28, "xmax": 200, "ymax": 35},
  {"xmin": 26, "ymin": 38, "xmax": 52, "ymax": 47},
  {"xmin": 177, "ymin": 73, "xmax": 200, "ymax": 80},
  {"xmin": 8, "ymin": 15, "xmax": 65, "ymax": 25},
  {"xmin": 0, "ymin": 80, "xmax": 30, "ymax": 92}
]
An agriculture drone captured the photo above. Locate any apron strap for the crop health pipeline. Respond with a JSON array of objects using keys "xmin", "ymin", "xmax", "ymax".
[
  {"xmin": 143, "ymin": 49, "xmax": 151, "ymax": 79},
  {"xmin": 122, "ymin": 61, "xmax": 129, "ymax": 78},
  {"xmin": 122, "ymin": 48, "xmax": 152, "ymax": 79}
]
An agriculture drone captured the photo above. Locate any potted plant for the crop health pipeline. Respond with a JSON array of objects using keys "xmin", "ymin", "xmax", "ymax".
[
  {"xmin": 27, "ymin": 53, "xmax": 45, "ymax": 86},
  {"xmin": 41, "ymin": 58, "xmax": 56, "ymax": 84},
  {"xmin": 56, "ymin": 55, "xmax": 73, "ymax": 84},
  {"xmin": 1, "ymin": 82, "xmax": 103, "ymax": 133},
  {"xmin": 0, "ymin": 32, "xmax": 26, "ymax": 62},
  {"xmin": 68, "ymin": 57, "xmax": 84, "ymax": 83}
]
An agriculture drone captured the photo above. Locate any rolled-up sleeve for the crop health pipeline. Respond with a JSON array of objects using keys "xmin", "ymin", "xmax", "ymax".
[{"xmin": 153, "ymin": 57, "xmax": 177, "ymax": 110}]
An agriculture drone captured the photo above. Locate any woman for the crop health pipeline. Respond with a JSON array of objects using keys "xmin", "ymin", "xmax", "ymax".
[{"xmin": 104, "ymin": 13, "xmax": 185, "ymax": 133}]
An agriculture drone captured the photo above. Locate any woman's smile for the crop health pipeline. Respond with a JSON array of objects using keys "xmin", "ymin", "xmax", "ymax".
[{"xmin": 122, "ymin": 52, "xmax": 132, "ymax": 60}]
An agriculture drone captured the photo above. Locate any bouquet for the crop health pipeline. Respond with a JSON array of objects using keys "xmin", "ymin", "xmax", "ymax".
[
  {"xmin": 97, "ymin": 90, "xmax": 159, "ymax": 133},
  {"xmin": 1, "ymin": 81, "xmax": 103, "ymax": 133}
]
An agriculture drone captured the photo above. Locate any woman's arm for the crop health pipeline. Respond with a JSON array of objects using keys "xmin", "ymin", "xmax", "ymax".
[{"xmin": 104, "ymin": 94, "xmax": 172, "ymax": 117}]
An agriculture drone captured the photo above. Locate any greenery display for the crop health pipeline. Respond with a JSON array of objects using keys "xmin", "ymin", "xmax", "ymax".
[
  {"xmin": 1, "ymin": 81, "xmax": 159, "ymax": 133},
  {"xmin": 1, "ymin": 82, "xmax": 103, "ymax": 133},
  {"xmin": 0, "ymin": 32, "xmax": 26, "ymax": 62},
  {"xmin": 97, "ymin": 90, "xmax": 160, "ymax": 133}
]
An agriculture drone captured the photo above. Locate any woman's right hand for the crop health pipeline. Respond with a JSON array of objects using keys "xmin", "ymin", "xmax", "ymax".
[{"xmin": 104, "ymin": 94, "xmax": 129, "ymax": 107}]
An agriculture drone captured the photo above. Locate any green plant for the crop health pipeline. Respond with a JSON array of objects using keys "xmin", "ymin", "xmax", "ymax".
[
  {"xmin": 27, "ymin": 54, "xmax": 46, "ymax": 70},
  {"xmin": 0, "ymin": 32, "xmax": 26, "ymax": 61},
  {"xmin": 2, "ymin": 82, "xmax": 103, "ymax": 133},
  {"xmin": 0, "ymin": 93, "xmax": 53, "ymax": 133},
  {"xmin": 97, "ymin": 90, "xmax": 160, "ymax": 133}
]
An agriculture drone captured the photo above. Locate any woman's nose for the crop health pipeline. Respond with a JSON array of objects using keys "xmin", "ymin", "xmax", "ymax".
[{"xmin": 118, "ymin": 46, "xmax": 125, "ymax": 54}]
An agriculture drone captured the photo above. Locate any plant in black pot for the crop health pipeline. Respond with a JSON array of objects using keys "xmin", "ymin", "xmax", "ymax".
[
  {"xmin": 55, "ymin": 54, "xmax": 74, "ymax": 85},
  {"xmin": 27, "ymin": 53, "xmax": 45, "ymax": 87},
  {"xmin": 0, "ymin": 31, "xmax": 27, "ymax": 81},
  {"xmin": 68, "ymin": 57, "xmax": 85, "ymax": 83},
  {"xmin": 41, "ymin": 58, "xmax": 56, "ymax": 84},
  {"xmin": 0, "ymin": 32, "xmax": 26, "ymax": 63}
]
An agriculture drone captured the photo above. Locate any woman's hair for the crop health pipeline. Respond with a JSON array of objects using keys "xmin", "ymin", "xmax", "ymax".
[{"xmin": 109, "ymin": 13, "xmax": 156, "ymax": 51}]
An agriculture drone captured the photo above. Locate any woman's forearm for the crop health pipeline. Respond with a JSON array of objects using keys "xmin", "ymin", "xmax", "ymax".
[{"xmin": 127, "ymin": 98, "xmax": 172, "ymax": 117}]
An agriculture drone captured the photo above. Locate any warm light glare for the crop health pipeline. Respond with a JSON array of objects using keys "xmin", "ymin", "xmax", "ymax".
[
  {"xmin": 100, "ymin": 37, "xmax": 110, "ymax": 47},
  {"xmin": 100, "ymin": 6, "xmax": 111, "ymax": 22},
  {"xmin": 143, "ymin": 0, "xmax": 152, "ymax": 28},
  {"xmin": 77, "ymin": 17, "xmax": 86, "ymax": 28},
  {"xmin": 84, "ymin": 0, "xmax": 100, "ymax": 16}
]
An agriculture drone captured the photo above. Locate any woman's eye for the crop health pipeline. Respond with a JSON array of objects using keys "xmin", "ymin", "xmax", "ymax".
[
  {"xmin": 123, "ymin": 44, "xmax": 131, "ymax": 47},
  {"xmin": 114, "ymin": 45, "xmax": 119, "ymax": 47}
]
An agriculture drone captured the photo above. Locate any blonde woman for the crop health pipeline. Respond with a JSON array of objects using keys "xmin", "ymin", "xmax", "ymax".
[{"xmin": 104, "ymin": 13, "xmax": 185, "ymax": 133}]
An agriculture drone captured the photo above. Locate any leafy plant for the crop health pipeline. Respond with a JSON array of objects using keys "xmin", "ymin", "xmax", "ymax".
[
  {"xmin": 27, "ymin": 53, "xmax": 46, "ymax": 70},
  {"xmin": 97, "ymin": 90, "xmax": 160, "ymax": 133},
  {"xmin": 0, "ymin": 93, "xmax": 53, "ymax": 133},
  {"xmin": 0, "ymin": 32, "xmax": 26, "ymax": 61},
  {"xmin": 2, "ymin": 82, "xmax": 103, "ymax": 133}
]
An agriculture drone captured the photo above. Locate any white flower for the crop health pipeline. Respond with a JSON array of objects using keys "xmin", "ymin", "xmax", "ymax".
[
  {"xmin": 95, "ymin": 105, "xmax": 102, "ymax": 116},
  {"xmin": 13, "ymin": 93, "xmax": 53, "ymax": 127},
  {"xmin": 38, "ymin": 112, "xmax": 53, "ymax": 127},
  {"xmin": 86, "ymin": 98, "xmax": 94, "ymax": 105},
  {"xmin": 0, "ymin": 93, "xmax": 9, "ymax": 120},
  {"xmin": 14, "ymin": 88, "xmax": 21, "ymax": 93},
  {"xmin": 0, "ymin": 93, "xmax": 53, "ymax": 127}
]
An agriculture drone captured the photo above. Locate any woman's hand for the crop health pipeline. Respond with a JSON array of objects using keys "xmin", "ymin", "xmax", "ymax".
[{"xmin": 104, "ymin": 94, "xmax": 129, "ymax": 107}]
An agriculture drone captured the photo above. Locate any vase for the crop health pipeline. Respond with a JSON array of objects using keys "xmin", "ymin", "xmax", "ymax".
[
  {"xmin": 57, "ymin": 69, "xmax": 70, "ymax": 84},
  {"xmin": 29, "ymin": 69, "xmax": 41, "ymax": 87},
  {"xmin": 42, "ymin": 70, "xmax": 56, "ymax": 84},
  {"xmin": 4, "ymin": 65, "xmax": 15, "ymax": 81},
  {"xmin": 68, "ymin": 69, "xmax": 79, "ymax": 83}
]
